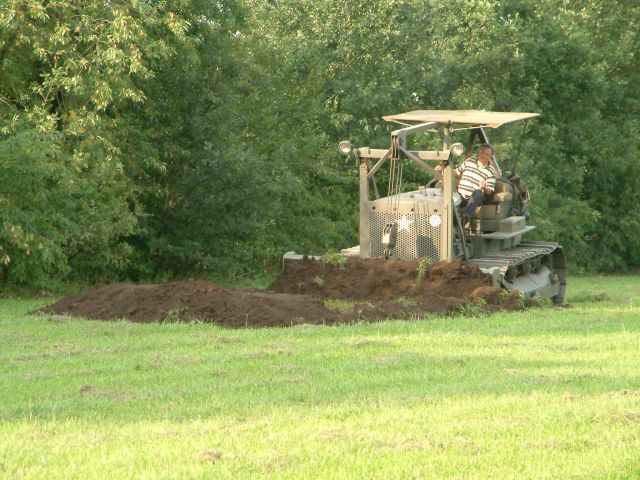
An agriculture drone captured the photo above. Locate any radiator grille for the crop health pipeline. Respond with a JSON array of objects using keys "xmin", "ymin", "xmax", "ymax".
[{"xmin": 369, "ymin": 211, "xmax": 441, "ymax": 261}]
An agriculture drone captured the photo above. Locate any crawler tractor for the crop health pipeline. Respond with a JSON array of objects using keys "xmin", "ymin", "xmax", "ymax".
[{"xmin": 285, "ymin": 110, "xmax": 567, "ymax": 304}]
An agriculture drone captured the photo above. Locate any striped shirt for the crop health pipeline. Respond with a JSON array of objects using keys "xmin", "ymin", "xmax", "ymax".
[{"xmin": 455, "ymin": 158, "xmax": 496, "ymax": 199}]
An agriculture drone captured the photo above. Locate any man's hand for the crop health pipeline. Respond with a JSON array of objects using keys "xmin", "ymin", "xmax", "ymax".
[{"xmin": 435, "ymin": 165, "xmax": 444, "ymax": 172}]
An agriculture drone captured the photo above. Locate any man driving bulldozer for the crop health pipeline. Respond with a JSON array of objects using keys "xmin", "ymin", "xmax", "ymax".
[{"xmin": 436, "ymin": 143, "xmax": 496, "ymax": 225}]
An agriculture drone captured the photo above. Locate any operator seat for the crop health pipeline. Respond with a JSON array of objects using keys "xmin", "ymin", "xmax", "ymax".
[
  {"xmin": 470, "ymin": 178, "xmax": 514, "ymax": 232},
  {"xmin": 427, "ymin": 177, "xmax": 515, "ymax": 232}
]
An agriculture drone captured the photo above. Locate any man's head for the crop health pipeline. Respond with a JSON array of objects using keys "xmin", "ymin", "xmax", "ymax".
[{"xmin": 477, "ymin": 144, "xmax": 493, "ymax": 166}]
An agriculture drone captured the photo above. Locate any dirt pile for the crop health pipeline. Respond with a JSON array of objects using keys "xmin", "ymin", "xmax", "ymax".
[
  {"xmin": 271, "ymin": 257, "xmax": 492, "ymax": 300},
  {"xmin": 38, "ymin": 281, "xmax": 343, "ymax": 328},
  {"xmin": 39, "ymin": 258, "xmax": 527, "ymax": 328}
]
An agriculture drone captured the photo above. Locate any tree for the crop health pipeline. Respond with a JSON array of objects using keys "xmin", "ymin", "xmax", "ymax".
[{"xmin": 0, "ymin": 1, "xmax": 194, "ymax": 284}]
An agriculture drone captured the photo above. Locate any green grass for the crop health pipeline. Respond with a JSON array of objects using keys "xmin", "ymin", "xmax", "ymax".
[{"xmin": 1, "ymin": 275, "xmax": 640, "ymax": 479}]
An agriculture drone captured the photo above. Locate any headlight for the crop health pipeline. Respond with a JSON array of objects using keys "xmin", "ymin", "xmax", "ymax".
[
  {"xmin": 449, "ymin": 142, "xmax": 464, "ymax": 157},
  {"xmin": 338, "ymin": 140, "xmax": 353, "ymax": 156}
]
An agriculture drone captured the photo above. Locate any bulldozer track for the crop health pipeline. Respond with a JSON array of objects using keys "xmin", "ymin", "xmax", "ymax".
[
  {"xmin": 469, "ymin": 241, "xmax": 567, "ymax": 303},
  {"xmin": 468, "ymin": 241, "xmax": 562, "ymax": 272}
]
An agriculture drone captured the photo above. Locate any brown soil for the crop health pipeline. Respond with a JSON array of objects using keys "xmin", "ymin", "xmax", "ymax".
[{"xmin": 38, "ymin": 258, "xmax": 529, "ymax": 328}]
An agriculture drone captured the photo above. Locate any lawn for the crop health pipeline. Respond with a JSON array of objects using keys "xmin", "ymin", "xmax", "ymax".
[{"xmin": 1, "ymin": 276, "xmax": 640, "ymax": 479}]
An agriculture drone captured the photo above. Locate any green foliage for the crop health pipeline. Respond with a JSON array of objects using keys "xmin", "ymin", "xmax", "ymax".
[
  {"xmin": 0, "ymin": 0, "xmax": 638, "ymax": 287},
  {"xmin": 416, "ymin": 258, "xmax": 434, "ymax": 282},
  {"xmin": 0, "ymin": 0, "xmax": 193, "ymax": 284},
  {"xmin": 535, "ymin": 297, "xmax": 554, "ymax": 309},
  {"xmin": 458, "ymin": 302, "xmax": 485, "ymax": 317},
  {"xmin": 320, "ymin": 249, "xmax": 347, "ymax": 268},
  {"xmin": 242, "ymin": 0, "xmax": 640, "ymax": 271}
]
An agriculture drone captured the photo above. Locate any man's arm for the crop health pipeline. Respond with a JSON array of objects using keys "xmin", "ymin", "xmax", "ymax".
[
  {"xmin": 436, "ymin": 159, "xmax": 468, "ymax": 179},
  {"xmin": 481, "ymin": 172, "xmax": 496, "ymax": 195},
  {"xmin": 479, "ymin": 181, "xmax": 493, "ymax": 196}
]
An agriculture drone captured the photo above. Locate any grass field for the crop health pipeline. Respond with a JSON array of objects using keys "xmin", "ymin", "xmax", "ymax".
[{"xmin": 1, "ymin": 276, "xmax": 640, "ymax": 479}]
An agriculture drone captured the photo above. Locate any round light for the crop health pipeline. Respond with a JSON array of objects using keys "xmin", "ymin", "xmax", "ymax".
[
  {"xmin": 429, "ymin": 214, "xmax": 442, "ymax": 227},
  {"xmin": 449, "ymin": 142, "xmax": 464, "ymax": 157},
  {"xmin": 338, "ymin": 140, "xmax": 353, "ymax": 156}
]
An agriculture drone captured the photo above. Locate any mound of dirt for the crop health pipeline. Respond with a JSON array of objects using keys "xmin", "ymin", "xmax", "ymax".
[
  {"xmin": 271, "ymin": 257, "xmax": 491, "ymax": 300},
  {"xmin": 38, "ymin": 258, "xmax": 528, "ymax": 328},
  {"xmin": 39, "ymin": 281, "xmax": 343, "ymax": 328}
]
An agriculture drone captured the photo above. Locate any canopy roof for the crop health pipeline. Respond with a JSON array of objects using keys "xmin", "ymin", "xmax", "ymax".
[{"xmin": 382, "ymin": 110, "xmax": 540, "ymax": 128}]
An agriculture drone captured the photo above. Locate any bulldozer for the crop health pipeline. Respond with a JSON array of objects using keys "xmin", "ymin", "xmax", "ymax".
[{"xmin": 284, "ymin": 110, "xmax": 566, "ymax": 304}]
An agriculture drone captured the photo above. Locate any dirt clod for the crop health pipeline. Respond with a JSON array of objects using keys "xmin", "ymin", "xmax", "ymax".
[{"xmin": 38, "ymin": 258, "xmax": 530, "ymax": 328}]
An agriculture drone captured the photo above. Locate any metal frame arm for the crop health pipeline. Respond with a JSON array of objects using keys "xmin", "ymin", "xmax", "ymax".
[
  {"xmin": 357, "ymin": 148, "xmax": 450, "ymax": 161},
  {"xmin": 392, "ymin": 121, "xmax": 438, "ymax": 139},
  {"xmin": 365, "ymin": 148, "xmax": 391, "ymax": 180},
  {"xmin": 399, "ymin": 147, "xmax": 443, "ymax": 180}
]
